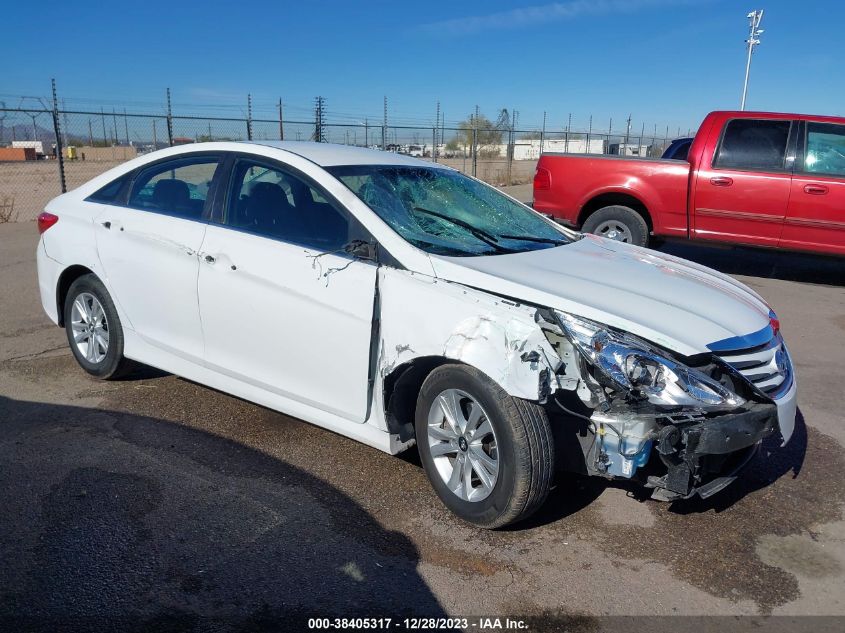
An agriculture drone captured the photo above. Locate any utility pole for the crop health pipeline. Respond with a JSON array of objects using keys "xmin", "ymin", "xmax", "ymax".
[
  {"xmin": 314, "ymin": 96, "xmax": 326, "ymax": 142},
  {"xmin": 278, "ymin": 98, "xmax": 284, "ymax": 140},
  {"xmin": 740, "ymin": 9, "xmax": 764, "ymax": 110}
]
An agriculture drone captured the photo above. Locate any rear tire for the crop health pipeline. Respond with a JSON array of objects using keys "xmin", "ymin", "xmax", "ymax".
[
  {"xmin": 582, "ymin": 205, "xmax": 649, "ymax": 247},
  {"xmin": 415, "ymin": 364, "xmax": 554, "ymax": 529},
  {"xmin": 64, "ymin": 274, "xmax": 133, "ymax": 380}
]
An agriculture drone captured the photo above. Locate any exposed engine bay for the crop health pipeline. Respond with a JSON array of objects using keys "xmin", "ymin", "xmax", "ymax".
[{"xmin": 534, "ymin": 308, "xmax": 780, "ymax": 500}]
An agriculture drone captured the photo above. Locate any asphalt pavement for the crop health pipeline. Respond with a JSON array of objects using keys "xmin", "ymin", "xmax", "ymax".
[{"xmin": 1, "ymin": 219, "xmax": 844, "ymax": 631}]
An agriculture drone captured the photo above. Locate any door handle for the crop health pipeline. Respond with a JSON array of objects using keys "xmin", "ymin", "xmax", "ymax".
[
  {"xmin": 710, "ymin": 177, "xmax": 733, "ymax": 187},
  {"xmin": 803, "ymin": 184, "xmax": 829, "ymax": 195}
]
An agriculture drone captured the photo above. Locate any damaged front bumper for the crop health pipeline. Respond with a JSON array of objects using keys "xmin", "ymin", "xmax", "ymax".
[
  {"xmin": 644, "ymin": 403, "xmax": 778, "ymax": 500},
  {"xmin": 577, "ymin": 402, "xmax": 780, "ymax": 501}
]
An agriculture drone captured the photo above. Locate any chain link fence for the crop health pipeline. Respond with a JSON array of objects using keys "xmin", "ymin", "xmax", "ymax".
[{"xmin": 1, "ymin": 102, "xmax": 682, "ymax": 223}]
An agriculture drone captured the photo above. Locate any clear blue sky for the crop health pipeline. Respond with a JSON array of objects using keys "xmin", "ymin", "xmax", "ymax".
[{"xmin": 2, "ymin": 0, "xmax": 843, "ymax": 134}]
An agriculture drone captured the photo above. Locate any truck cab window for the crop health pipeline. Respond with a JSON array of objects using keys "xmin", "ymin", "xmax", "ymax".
[
  {"xmin": 804, "ymin": 122, "xmax": 845, "ymax": 177},
  {"xmin": 715, "ymin": 119, "xmax": 791, "ymax": 171}
]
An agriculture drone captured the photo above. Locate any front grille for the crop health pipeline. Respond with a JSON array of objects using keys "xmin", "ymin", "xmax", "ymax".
[{"xmin": 714, "ymin": 334, "xmax": 792, "ymax": 399}]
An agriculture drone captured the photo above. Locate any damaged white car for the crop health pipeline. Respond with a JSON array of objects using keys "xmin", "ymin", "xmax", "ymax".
[{"xmin": 36, "ymin": 142, "xmax": 797, "ymax": 528}]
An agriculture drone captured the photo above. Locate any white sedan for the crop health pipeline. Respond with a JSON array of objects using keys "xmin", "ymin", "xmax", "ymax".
[{"xmin": 36, "ymin": 141, "xmax": 797, "ymax": 527}]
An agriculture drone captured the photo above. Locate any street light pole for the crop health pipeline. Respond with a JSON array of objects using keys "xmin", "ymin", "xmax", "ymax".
[{"xmin": 740, "ymin": 9, "xmax": 764, "ymax": 111}]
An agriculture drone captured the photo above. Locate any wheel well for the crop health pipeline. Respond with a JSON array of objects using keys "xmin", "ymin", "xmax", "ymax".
[
  {"xmin": 382, "ymin": 356, "xmax": 454, "ymax": 442},
  {"xmin": 56, "ymin": 265, "xmax": 95, "ymax": 327},
  {"xmin": 578, "ymin": 192, "xmax": 652, "ymax": 232}
]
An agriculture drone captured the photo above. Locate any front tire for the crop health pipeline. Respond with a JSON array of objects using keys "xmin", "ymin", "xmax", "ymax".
[
  {"xmin": 415, "ymin": 365, "xmax": 554, "ymax": 529},
  {"xmin": 582, "ymin": 205, "xmax": 649, "ymax": 247},
  {"xmin": 64, "ymin": 274, "xmax": 132, "ymax": 380}
]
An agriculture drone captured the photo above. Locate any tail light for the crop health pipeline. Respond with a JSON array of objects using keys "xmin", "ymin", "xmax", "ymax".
[
  {"xmin": 534, "ymin": 167, "xmax": 552, "ymax": 190},
  {"xmin": 37, "ymin": 212, "xmax": 59, "ymax": 234}
]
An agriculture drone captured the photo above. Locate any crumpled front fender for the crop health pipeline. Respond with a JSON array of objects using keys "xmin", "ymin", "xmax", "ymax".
[{"xmin": 378, "ymin": 268, "xmax": 561, "ymax": 402}]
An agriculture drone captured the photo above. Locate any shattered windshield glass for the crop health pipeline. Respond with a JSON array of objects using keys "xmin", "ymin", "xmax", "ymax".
[{"xmin": 327, "ymin": 165, "xmax": 573, "ymax": 256}]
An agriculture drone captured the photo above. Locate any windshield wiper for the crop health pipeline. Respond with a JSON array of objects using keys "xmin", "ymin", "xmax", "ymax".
[
  {"xmin": 498, "ymin": 234, "xmax": 569, "ymax": 245},
  {"xmin": 412, "ymin": 207, "xmax": 514, "ymax": 253}
]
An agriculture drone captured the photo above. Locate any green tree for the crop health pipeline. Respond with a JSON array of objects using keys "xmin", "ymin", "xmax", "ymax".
[{"xmin": 455, "ymin": 113, "xmax": 505, "ymax": 148}]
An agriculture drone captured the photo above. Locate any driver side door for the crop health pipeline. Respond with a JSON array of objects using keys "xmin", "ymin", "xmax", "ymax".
[{"xmin": 197, "ymin": 155, "xmax": 379, "ymax": 422}]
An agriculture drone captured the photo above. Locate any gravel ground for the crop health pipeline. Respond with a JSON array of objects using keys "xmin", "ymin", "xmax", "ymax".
[{"xmin": 1, "ymin": 219, "xmax": 844, "ymax": 631}]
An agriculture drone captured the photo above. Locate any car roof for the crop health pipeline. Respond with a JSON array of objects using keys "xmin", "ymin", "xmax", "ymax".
[{"xmin": 239, "ymin": 140, "xmax": 445, "ymax": 168}]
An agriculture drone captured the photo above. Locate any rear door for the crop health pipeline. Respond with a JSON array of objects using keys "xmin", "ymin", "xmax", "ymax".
[
  {"xmin": 94, "ymin": 153, "xmax": 223, "ymax": 362},
  {"xmin": 197, "ymin": 155, "xmax": 378, "ymax": 422},
  {"xmin": 782, "ymin": 121, "xmax": 845, "ymax": 255},
  {"xmin": 692, "ymin": 118, "xmax": 794, "ymax": 247}
]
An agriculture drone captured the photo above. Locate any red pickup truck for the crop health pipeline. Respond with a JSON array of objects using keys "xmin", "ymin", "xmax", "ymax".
[{"xmin": 533, "ymin": 110, "xmax": 845, "ymax": 256}]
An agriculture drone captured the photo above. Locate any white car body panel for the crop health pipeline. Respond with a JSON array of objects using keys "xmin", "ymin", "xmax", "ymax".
[
  {"xmin": 94, "ymin": 205, "xmax": 208, "ymax": 362},
  {"xmin": 36, "ymin": 141, "xmax": 797, "ymax": 456},
  {"xmin": 428, "ymin": 235, "xmax": 771, "ymax": 358},
  {"xmin": 377, "ymin": 268, "xmax": 561, "ymax": 402},
  {"xmin": 198, "ymin": 224, "xmax": 378, "ymax": 422}
]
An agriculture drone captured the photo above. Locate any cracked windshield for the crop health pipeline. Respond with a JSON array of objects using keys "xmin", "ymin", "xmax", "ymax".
[{"xmin": 328, "ymin": 166, "xmax": 573, "ymax": 256}]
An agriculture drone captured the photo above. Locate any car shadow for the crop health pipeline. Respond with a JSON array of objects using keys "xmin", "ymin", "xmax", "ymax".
[
  {"xmin": 656, "ymin": 240, "xmax": 845, "ymax": 286},
  {"xmin": 0, "ymin": 394, "xmax": 445, "ymax": 631}
]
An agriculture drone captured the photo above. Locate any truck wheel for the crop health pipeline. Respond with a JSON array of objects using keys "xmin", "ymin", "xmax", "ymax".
[
  {"xmin": 582, "ymin": 205, "xmax": 649, "ymax": 247},
  {"xmin": 415, "ymin": 364, "xmax": 554, "ymax": 529}
]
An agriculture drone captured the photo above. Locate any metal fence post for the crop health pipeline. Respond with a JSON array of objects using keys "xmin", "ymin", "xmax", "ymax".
[
  {"xmin": 471, "ymin": 106, "xmax": 478, "ymax": 178},
  {"xmin": 166, "ymin": 88, "xmax": 174, "ymax": 147},
  {"xmin": 278, "ymin": 98, "xmax": 284, "ymax": 140},
  {"xmin": 540, "ymin": 111, "xmax": 546, "ymax": 157},
  {"xmin": 382, "ymin": 96, "xmax": 387, "ymax": 150},
  {"xmin": 247, "ymin": 93, "xmax": 253, "ymax": 140},
  {"xmin": 433, "ymin": 101, "xmax": 440, "ymax": 163},
  {"xmin": 51, "ymin": 78, "xmax": 67, "ymax": 193}
]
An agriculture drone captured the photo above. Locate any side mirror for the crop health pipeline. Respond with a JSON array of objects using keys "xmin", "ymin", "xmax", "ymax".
[{"xmin": 344, "ymin": 239, "xmax": 377, "ymax": 261}]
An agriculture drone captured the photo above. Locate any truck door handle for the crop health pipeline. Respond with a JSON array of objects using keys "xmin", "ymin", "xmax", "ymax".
[
  {"xmin": 710, "ymin": 177, "xmax": 733, "ymax": 187},
  {"xmin": 804, "ymin": 184, "xmax": 829, "ymax": 195}
]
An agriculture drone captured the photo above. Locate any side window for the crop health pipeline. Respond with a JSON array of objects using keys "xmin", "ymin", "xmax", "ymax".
[
  {"xmin": 87, "ymin": 173, "xmax": 130, "ymax": 203},
  {"xmin": 128, "ymin": 156, "xmax": 220, "ymax": 219},
  {"xmin": 804, "ymin": 122, "xmax": 845, "ymax": 177},
  {"xmin": 714, "ymin": 119, "xmax": 791, "ymax": 171},
  {"xmin": 226, "ymin": 160, "xmax": 350, "ymax": 250}
]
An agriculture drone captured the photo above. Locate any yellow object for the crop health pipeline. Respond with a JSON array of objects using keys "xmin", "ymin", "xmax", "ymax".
[{"xmin": 65, "ymin": 146, "xmax": 77, "ymax": 159}]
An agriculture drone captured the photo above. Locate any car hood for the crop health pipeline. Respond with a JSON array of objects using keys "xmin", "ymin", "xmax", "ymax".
[{"xmin": 427, "ymin": 235, "xmax": 772, "ymax": 357}]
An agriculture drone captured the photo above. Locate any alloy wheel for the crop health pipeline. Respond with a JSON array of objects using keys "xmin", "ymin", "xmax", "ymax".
[
  {"xmin": 427, "ymin": 388, "xmax": 499, "ymax": 502},
  {"xmin": 70, "ymin": 292, "xmax": 109, "ymax": 364}
]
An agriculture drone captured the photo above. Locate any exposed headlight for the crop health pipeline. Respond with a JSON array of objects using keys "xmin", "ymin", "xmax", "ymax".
[{"xmin": 555, "ymin": 312, "xmax": 745, "ymax": 410}]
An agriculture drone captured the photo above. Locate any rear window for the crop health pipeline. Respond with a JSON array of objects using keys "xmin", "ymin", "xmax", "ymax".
[
  {"xmin": 86, "ymin": 173, "xmax": 130, "ymax": 203},
  {"xmin": 714, "ymin": 119, "xmax": 791, "ymax": 171},
  {"xmin": 804, "ymin": 122, "xmax": 845, "ymax": 177}
]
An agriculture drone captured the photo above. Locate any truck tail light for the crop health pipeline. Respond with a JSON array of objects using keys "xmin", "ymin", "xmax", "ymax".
[
  {"xmin": 37, "ymin": 212, "xmax": 59, "ymax": 234},
  {"xmin": 534, "ymin": 167, "xmax": 552, "ymax": 190}
]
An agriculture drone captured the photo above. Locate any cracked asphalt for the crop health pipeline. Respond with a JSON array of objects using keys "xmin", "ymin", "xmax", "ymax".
[{"xmin": 1, "ymin": 218, "xmax": 844, "ymax": 631}]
